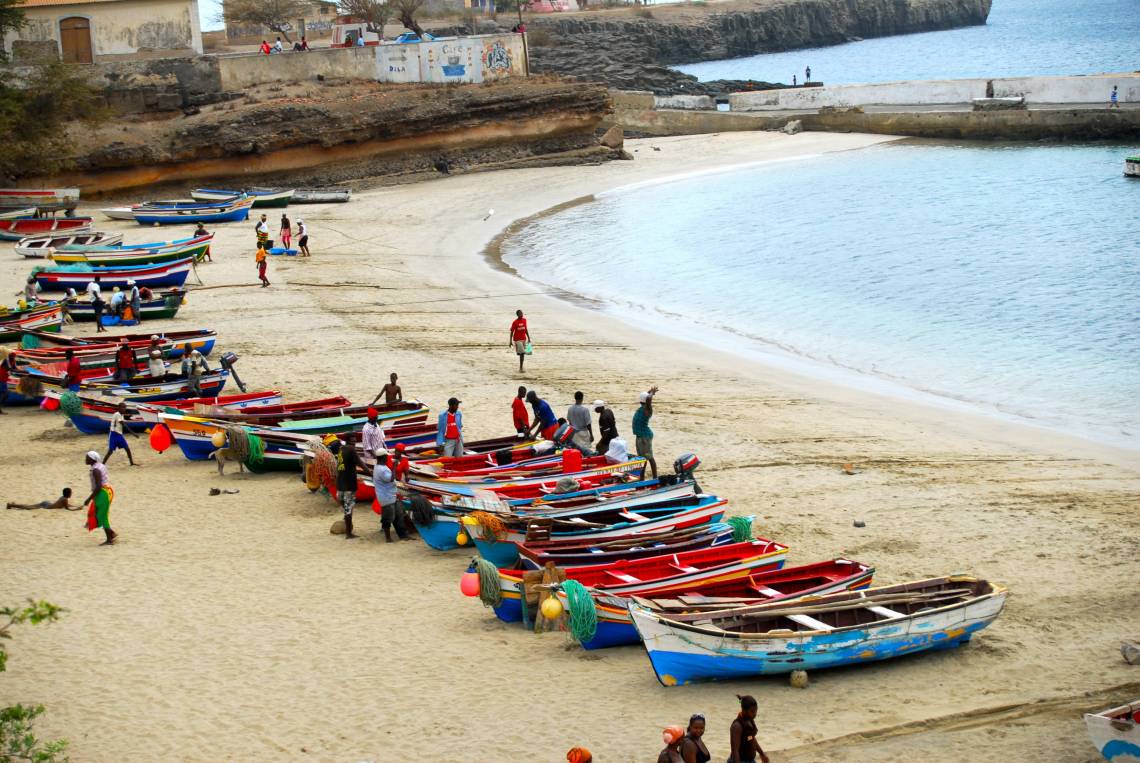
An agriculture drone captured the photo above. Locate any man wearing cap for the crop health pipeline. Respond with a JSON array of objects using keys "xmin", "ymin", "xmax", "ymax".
[
  {"xmin": 509, "ymin": 309, "xmax": 531, "ymax": 372},
  {"xmin": 632, "ymin": 386, "xmax": 659, "ymax": 478},
  {"xmin": 436, "ymin": 397, "xmax": 464, "ymax": 457},
  {"xmin": 372, "ymin": 450, "xmax": 409, "ymax": 542},
  {"xmin": 361, "ymin": 407, "xmax": 386, "ymax": 467},
  {"xmin": 511, "ymin": 385, "xmax": 529, "ymax": 438},
  {"xmin": 566, "ymin": 391, "xmax": 593, "ymax": 451},
  {"xmin": 525, "ymin": 391, "xmax": 558, "ymax": 441},
  {"xmin": 392, "ymin": 442, "xmax": 411, "ymax": 482},
  {"xmin": 329, "ymin": 438, "xmax": 360, "ymax": 539},
  {"xmin": 593, "ymin": 399, "xmax": 618, "ymax": 455}
]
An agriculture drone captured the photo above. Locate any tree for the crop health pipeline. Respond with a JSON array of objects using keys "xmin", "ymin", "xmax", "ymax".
[
  {"xmin": 392, "ymin": 0, "xmax": 425, "ymax": 36},
  {"xmin": 0, "ymin": 600, "xmax": 68, "ymax": 763},
  {"xmin": 221, "ymin": 0, "xmax": 311, "ymax": 43},
  {"xmin": 0, "ymin": 0, "xmax": 26, "ymax": 63},
  {"xmin": 337, "ymin": 0, "xmax": 392, "ymax": 35},
  {"xmin": 0, "ymin": 62, "xmax": 108, "ymax": 180}
]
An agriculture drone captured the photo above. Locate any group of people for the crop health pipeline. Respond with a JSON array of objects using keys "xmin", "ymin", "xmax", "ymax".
[
  {"xmin": 74, "ymin": 276, "xmax": 145, "ymax": 332},
  {"xmin": 329, "ymin": 405, "xmax": 413, "ymax": 542},
  {"xmin": 259, "ymin": 36, "xmax": 310, "ymax": 54},
  {"xmin": 6, "ymin": 450, "xmax": 119, "ymax": 547},
  {"xmin": 254, "ymin": 213, "xmax": 311, "ymax": 287}
]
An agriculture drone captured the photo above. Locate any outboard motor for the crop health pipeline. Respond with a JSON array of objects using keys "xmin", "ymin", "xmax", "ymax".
[
  {"xmin": 552, "ymin": 422, "xmax": 575, "ymax": 447},
  {"xmin": 218, "ymin": 351, "xmax": 246, "ymax": 392},
  {"xmin": 668, "ymin": 452, "xmax": 702, "ymax": 492}
]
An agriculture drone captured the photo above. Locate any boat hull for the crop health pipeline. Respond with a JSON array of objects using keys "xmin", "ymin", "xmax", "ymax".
[{"xmin": 1086, "ymin": 702, "xmax": 1140, "ymax": 761}]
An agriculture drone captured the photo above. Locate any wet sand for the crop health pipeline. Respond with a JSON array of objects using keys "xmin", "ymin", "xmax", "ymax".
[{"xmin": 1, "ymin": 131, "xmax": 1138, "ymax": 762}]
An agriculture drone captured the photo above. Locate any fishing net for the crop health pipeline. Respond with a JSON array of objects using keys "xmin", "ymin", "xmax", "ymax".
[
  {"xmin": 58, "ymin": 391, "xmax": 82, "ymax": 418},
  {"xmin": 727, "ymin": 515, "xmax": 755, "ymax": 542},
  {"xmin": 246, "ymin": 433, "xmax": 265, "ymax": 465},
  {"xmin": 475, "ymin": 557, "xmax": 502, "ymax": 608},
  {"xmin": 470, "ymin": 510, "xmax": 509, "ymax": 541},
  {"xmin": 310, "ymin": 441, "xmax": 337, "ymax": 495},
  {"xmin": 20, "ymin": 334, "xmax": 40, "ymax": 349},
  {"xmin": 31, "ymin": 263, "xmax": 92, "ymax": 274},
  {"xmin": 562, "ymin": 579, "xmax": 597, "ymax": 644},
  {"xmin": 221, "ymin": 425, "xmax": 263, "ymax": 465},
  {"xmin": 17, "ymin": 377, "xmax": 43, "ymax": 398},
  {"xmin": 407, "ymin": 492, "xmax": 434, "ymax": 526}
]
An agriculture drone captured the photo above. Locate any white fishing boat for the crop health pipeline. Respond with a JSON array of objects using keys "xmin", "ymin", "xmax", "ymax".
[
  {"xmin": 101, "ymin": 207, "xmax": 137, "ymax": 221},
  {"xmin": 15, "ymin": 231, "xmax": 124, "ymax": 258},
  {"xmin": 1086, "ymin": 700, "xmax": 1140, "ymax": 761}
]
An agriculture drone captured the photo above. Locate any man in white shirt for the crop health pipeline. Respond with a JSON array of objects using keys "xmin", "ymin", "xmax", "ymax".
[
  {"xmin": 105, "ymin": 403, "xmax": 138, "ymax": 466},
  {"xmin": 360, "ymin": 407, "xmax": 386, "ymax": 466},
  {"xmin": 85, "ymin": 277, "xmax": 101, "ymax": 300}
]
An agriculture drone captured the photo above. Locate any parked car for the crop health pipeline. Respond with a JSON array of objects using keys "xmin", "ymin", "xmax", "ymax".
[{"xmin": 393, "ymin": 32, "xmax": 437, "ymax": 43}]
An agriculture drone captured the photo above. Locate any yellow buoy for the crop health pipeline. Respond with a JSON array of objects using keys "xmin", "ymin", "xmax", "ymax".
[
  {"xmin": 540, "ymin": 596, "xmax": 564, "ymax": 620},
  {"xmin": 211, "ymin": 431, "xmax": 226, "ymax": 448},
  {"xmin": 455, "ymin": 532, "xmax": 468, "ymax": 546},
  {"xmin": 460, "ymin": 516, "xmax": 479, "ymax": 526}
]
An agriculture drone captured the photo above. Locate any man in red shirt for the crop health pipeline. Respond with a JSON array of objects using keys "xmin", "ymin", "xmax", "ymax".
[
  {"xmin": 512, "ymin": 385, "xmax": 529, "ymax": 437},
  {"xmin": 0, "ymin": 352, "xmax": 12, "ymax": 414},
  {"xmin": 509, "ymin": 309, "xmax": 531, "ymax": 372},
  {"xmin": 392, "ymin": 442, "xmax": 411, "ymax": 482},
  {"xmin": 114, "ymin": 339, "xmax": 135, "ymax": 384},
  {"xmin": 64, "ymin": 349, "xmax": 82, "ymax": 391}
]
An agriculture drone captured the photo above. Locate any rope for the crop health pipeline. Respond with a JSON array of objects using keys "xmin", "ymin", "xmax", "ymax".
[
  {"xmin": 222, "ymin": 425, "xmax": 252, "ymax": 462},
  {"xmin": 58, "ymin": 391, "xmax": 82, "ymax": 417},
  {"xmin": 562, "ymin": 580, "xmax": 597, "ymax": 644},
  {"xmin": 311, "ymin": 442, "xmax": 337, "ymax": 494},
  {"xmin": 475, "ymin": 557, "xmax": 502, "ymax": 608},
  {"xmin": 470, "ymin": 510, "xmax": 508, "ymax": 541},
  {"xmin": 727, "ymin": 516, "xmax": 754, "ymax": 542},
  {"xmin": 17, "ymin": 377, "xmax": 43, "ymax": 398},
  {"xmin": 20, "ymin": 334, "xmax": 40, "ymax": 349}
]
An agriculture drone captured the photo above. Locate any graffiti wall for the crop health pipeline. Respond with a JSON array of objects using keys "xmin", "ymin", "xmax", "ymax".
[{"xmin": 375, "ymin": 33, "xmax": 525, "ymax": 85}]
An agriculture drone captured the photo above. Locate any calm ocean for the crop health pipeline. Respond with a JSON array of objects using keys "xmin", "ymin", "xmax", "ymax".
[
  {"xmin": 500, "ymin": 142, "xmax": 1140, "ymax": 447},
  {"xmin": 676, "ymin": 0, "xmax": 1139, "ymax": 85}
]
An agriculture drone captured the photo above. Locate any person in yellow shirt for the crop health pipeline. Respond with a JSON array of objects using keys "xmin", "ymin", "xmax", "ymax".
[{"xmin": 255, "ymin": 245, "xmax": 270, "ymax": 287}]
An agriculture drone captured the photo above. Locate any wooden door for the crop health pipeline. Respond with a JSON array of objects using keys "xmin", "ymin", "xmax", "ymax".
[{"xmin": 59, "ymin": 17, "xmax": 92, "ymax": 64}]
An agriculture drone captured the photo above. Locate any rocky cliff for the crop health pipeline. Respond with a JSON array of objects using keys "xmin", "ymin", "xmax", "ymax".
[
  {"xmin": 524, "ymin": 0, "xmax": 993, "ymax": 93},
  {"xmin": 48, "ymin": 78, "xmax": 616, "ymax": 193}
]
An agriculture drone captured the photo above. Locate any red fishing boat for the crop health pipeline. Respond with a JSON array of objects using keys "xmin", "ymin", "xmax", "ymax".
[{"xmin": 0, "ymin": 217, "xmax": 92, "ymax": 241}]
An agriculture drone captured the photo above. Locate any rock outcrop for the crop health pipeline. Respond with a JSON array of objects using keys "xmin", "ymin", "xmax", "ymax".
[{"xmin": 523, "ymin": 0, "xmax": 993, "ymax": 93}]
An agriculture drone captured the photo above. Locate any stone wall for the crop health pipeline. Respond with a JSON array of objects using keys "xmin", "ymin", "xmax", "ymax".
[{"xmin": 216, "ymin": 46, "xmax": 378, "ymax": 91}]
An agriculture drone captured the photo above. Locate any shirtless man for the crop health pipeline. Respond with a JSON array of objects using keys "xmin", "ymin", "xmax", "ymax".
[
  {"xmin": 7, "ymin": 488, "xmax": 75, "ymax": 511},
  {"xmin": 370, "ymin": 373, "xmax": 403, "ymax": 406}
]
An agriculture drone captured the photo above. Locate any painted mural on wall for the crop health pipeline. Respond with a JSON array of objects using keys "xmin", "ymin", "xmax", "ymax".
[{"xmin": 481, "ymin": 40, "xmax": 513, "ymax": 79}]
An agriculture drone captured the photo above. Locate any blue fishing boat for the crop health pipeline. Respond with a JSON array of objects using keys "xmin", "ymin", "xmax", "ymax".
[
  {"xmin": 133, "ymin": 196, "xmax": 254, "ymax": 225},
  {"xmin": 630, "ymin": 576, "xmax": 1008, "ymax": 686}
]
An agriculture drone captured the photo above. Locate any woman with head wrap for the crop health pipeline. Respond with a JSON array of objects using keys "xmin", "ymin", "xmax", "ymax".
[
  {"xmin": 659, "ymin": 725, "xmax": 685, "ymax": 763},
  {"xmin": 82, "ymin": 451, "xmax": 116, "ymax": 545}
]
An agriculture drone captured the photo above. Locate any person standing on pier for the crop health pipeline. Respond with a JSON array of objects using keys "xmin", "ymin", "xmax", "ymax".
[
  {"xmin": 632, "ymin": 386, "xmax": 659, "ymax": 478},
  {"xmin": 1110, "ymin": 85, "xmax": 1119, "ymax": 108},
  {"xmin": 805, "ymin": 65, "xmax": 811, "ymax": 82},
  {"xmin": 509, "ymin": 309, "xmax": 532, "ymax": 372}
]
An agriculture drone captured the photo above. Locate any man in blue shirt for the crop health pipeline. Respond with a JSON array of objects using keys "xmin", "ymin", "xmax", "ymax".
[
  {"xmin": 525, "ymin": 390, "xmax": 558, "ymax": 441},
  {"xmin": 373, "ymin": 451, "xmax": 410, "ymax": 542},
  {"xmin": 631, "ymin": 386, "xmax": 659, "ymax": 478}
]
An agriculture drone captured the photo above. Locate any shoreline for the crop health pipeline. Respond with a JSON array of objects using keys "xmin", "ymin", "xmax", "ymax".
[{"xmin": 2, "ymin": 129, "xmax": 1138, "ymax": 762}]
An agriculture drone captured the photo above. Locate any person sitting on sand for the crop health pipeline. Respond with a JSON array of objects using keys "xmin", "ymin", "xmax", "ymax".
[
  {"xmin": 566, "ymin": 748, "xmax": 592, "ymax": 763},
  {"xmin": 82, "ymin": 451, "xmax": 116, "ymax": 546},
  {"xmin": 370, "ymin": 372, "xmax": 402, "ymax": 406},
  {"xmin": 659, "ymin": 726, "xmax": 685, "ymax": 763},
  {"xmin": 681, "ymin": 714, "xmax": 711, "ymax": 763},
  {"xmin": 7, "ymin": 487, "xmax": 75, "ymax": 511},
  {"xmin": 729, "ymin": 694, "xmax": 769, "ymax": 763}
]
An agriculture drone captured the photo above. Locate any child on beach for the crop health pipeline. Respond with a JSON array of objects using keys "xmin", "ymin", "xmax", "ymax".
[{"xmin": 7, "ymin": 487, "xmax": 75, "ymax": 511}]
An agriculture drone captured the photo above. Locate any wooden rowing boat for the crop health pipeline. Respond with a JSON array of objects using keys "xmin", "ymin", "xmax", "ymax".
[
  {"xmin": 254, "ymin": 186, "xmax": 351, "ymax": 204},
  {"xmin": 191, "ymin": 188, "xmax": 294, "ymax": 207},
  {"xmin": 132, "ymin": 196, "xmax": 254, "ymax": 225},
  {"xmin": 1086, "ymin": 699, "xmax": 1140, "ymax": 761},
  {"xmin": 15, "ymin": 232, "xmax": 124, "ymax": 258},
  {"xmin": 0, "ymin": 188, "xmax": 79, "ymax": 212},
  {"xmin": 20, "ymin": 328, "xmax": 216, "ymax": 356},
  {"xmin": 0, "ymin": 217, "xmax": 92, "ymax": 241},
  {"xmin": 0, "ymin": 303, "xmax": 65, "ymax": 342},
  {"xmin": 33, "ymin": 259, "xmax": 194, "ymax": 292},
  {"xmin": 65, "ymin": 290, "xmax": 186, "ymax": 322},
  {"xmin": 630, "ymin": 575, "xmax": 1008, "ymax": 684}
]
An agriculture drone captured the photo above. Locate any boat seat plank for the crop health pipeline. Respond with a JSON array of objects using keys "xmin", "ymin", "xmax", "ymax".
[
  {"xmin": 787, "ymin": 614, "xmax": 834, "ymax": 631},
  {"xmin": 669, "ymin": 563, "xmax": 700, "ymax": 574},
  {"xmin": 606, "ymin": 571, "xmax": 641, "ymax": 584},
  {"xmin": 868, "ymin": 605, "xmax": 906, "ymax": 620},
  {"xmin": 620, "ymin": 511, "xmax": 649, "ymax": 522},
  {"xmin": 753, "ymin": 586, "xmax": 784, "ymax": 598}
]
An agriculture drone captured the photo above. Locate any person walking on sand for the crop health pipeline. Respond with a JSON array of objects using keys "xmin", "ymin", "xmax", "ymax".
[
  {"xmin": 370, "ymin": 372, "xmax": 402, "ymax": 406},
  {"xmin": 114, "ymin": 338, "xmax": 135, "ymax": 384},
  {"xmin": 681, "ymin": 714, "xmax": 711, "ymax": 763},
  {"xmin": 296, "ymin": 219, "xmax": 310, "ymax": 256},
  {"xmin": 105, "ymin": 403, "xmax": 139, "ymax": 466},
  {"xmin": 512, "ymin": 385, "xmax": 529, "ymax": 437},
  {"xmin": 566, "ymin": 391, "xmax": 594, "ymax": 451},
  {"xmin": 1110, "ymin": 85, "xmax": 1119, "ymax": 108},
  {"xmin": 509, "ymin": 309, "xmax": 531, "ymax": 372},
  {"xmin": 361, "ymin": 407, "xmax": 386, "ymax": 467},
  {"xmin": 279, "ymin": 213, "xmax": 292, "ymax": 250},
  {"xmin": 729, "ymin": 695, "xmax": 769, "ymax": 763},
  {"xmin": 436, "ymin": 397, "xmax": 464, "ymax": 457},
  {"xmin": 525, "ymin": 390, "xmax": 558, "ymax": 441},
  {"xmin": 7, "ymin": 487, "xmax": 74, "ymax": 511},
  {"xmin": 632, "ymin": 386, "xmax": 659, "ymax": 478},
  {"xmin": 659, "ymin": 726, "xmax": 685, "ymax": 763},
  {"xmin": 255, "ymin": 244, "xmax": 271, "ymax": 287},
  {"xmin": 82, "ymin": 451, "xmax": 116, "ymax": 546},
  {"xmin": 329, "ymin": 438, "xmax": 360, "ymax": 539},
  {"xmin": 593, "ymin": 399, "xmax": 617, "ymax": 455},
  {"xmin": 373, "ymin": 450, "xmax": 410, "ymax": 542}
]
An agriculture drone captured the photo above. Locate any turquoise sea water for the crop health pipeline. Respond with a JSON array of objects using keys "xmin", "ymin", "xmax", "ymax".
[
  {"xmin": 677, "ymin": 0, "xmax": 1140, "ymax": 85},
  {"xmin": 501, "ymin": 142, "xmax": 1140, "ymax": 447}
]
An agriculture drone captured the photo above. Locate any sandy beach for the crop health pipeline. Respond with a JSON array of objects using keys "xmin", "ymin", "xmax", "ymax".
[{"xmin": 2, "ymin": 130, "xmax": 1138, "ymax": 762}]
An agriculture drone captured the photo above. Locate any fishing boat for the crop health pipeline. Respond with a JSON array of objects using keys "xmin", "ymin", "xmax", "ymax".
[
  {"xmin": 191, "ymin": 188, "xmax": 294, "ymax": 207},
  {"xmin": 57, "ymin": 233, "xmax": 213, "ymax": 254},
  {"xmin": 132, "ymin": 196, "xmax": 254, "ymax": 225},
  {"xmin": 11, "ymin": 340, "xmax": 168, "ymax": 376},
  {"xmin": 255, "ymin": 187, "xmax": 351, "ymax": 204},
  {"xmin": 32, "ymin": 259, "xmax": 194, "ymax": 292},
  {"xmin": 518, "ymin": 523, "xmax": 741, "ymax": 570},
  {"xmin": 15, "ymin": 232, "xmax": 124, "ymax": 258},
  {"xmin": 0, "ymin": 217, "xmax": 93, "ymax": 241},
  {"xmin": 1086, "ymin": 699, "xmax": 1140, "ymax": 761},
  {"xmin": 44, "ymin": 388, "xmax": 285, "ymax": 434},
  {"xmin": 1126, "ymin": 157, "xmax": 1140, "ymax": 178},
  {"xmin": 64, "ymin": 291, "xmax": 185, "ymax": 323},
  {"xmin": 485, "ymin": 538, "xmax": 788, "ymax": 625},
  {"xmin": 101, "ymin": 208, "xmax": 137, "ymax": 221},
  {"xmin": 556, "ymin": 558, "xmax": 874, "ymax": 650},
  {"xmin": 630, "ymin": 575, "xmax": 1008, "ymax": 685},
  {"xmin": 0, "ymin": 188, "xmax": 79, "ymax": 212},
  {"xmin": 0, "ymin": 304, "xmax": 65, "ymax": 342},
  {"xmin": 20, "ymin": 327, "xmax": 215, "ymax": 356},
  {"xmin": 49, "ymin": 241, "xmax": 210, "ymax": 267},
  {"xmin": 5, "ymin": 367, "xmax": 230, "ymax": 406},
  {"xmin": 0, "ymin": 208, "xmax": 39, "ymax": 219}
]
